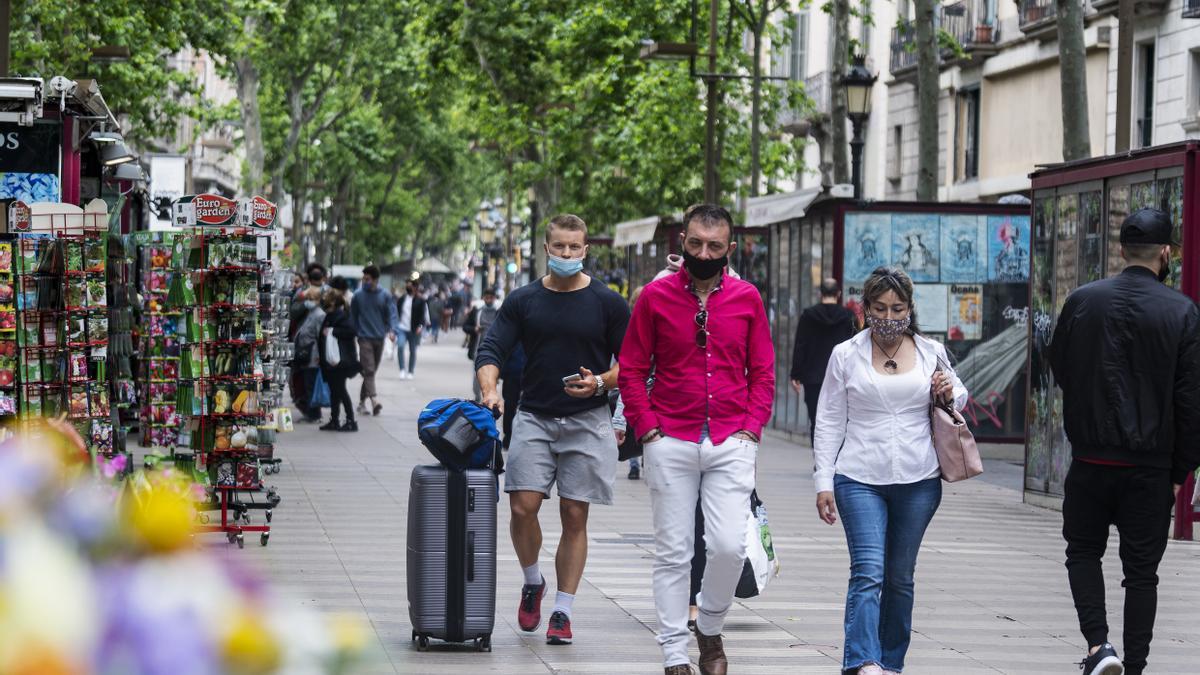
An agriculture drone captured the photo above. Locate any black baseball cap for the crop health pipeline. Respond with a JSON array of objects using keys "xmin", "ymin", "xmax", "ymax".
[{"xmin": 1119, "ymin": 207, "xmax": 1176, "ymax": 245}]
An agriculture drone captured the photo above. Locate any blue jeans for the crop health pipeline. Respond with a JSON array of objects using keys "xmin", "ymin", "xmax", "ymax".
[
  {"xmin": 396, "ymin": 329, "xmax": 419, "ymax": 373},
  {"xmin": 834, "ymin": 474, "xmax": 941, "ymax": 673}
]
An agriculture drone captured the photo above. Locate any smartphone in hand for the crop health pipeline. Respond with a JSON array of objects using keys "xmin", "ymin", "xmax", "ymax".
[{"xmin": 561, "ymin": 373, "xmax": 583, "ymax": 386}]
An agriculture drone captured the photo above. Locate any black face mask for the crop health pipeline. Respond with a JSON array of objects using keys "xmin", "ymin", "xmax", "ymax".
[
  {"xmin": 1158, "ymin": 251, "xmax": 1171, "ymax": 283},
  {"xmin": 682, "ymin": 249, "xmax": 727, "ymax": 281}
]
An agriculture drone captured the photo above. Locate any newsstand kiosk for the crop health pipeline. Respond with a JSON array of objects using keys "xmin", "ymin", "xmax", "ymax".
[{"xmin": 1026, "ymin": 141, "xmax": 1200, "ymax": 540}]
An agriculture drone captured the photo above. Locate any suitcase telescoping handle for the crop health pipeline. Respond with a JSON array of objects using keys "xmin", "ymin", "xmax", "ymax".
[{"xmin": 467, "ymin": 531, "xmax": 475, "ymax": 582}]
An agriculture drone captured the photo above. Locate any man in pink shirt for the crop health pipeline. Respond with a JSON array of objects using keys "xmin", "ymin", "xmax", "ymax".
[{"xmin": 618, "ymin": 203, "xmax": 775, "ymax": 675}]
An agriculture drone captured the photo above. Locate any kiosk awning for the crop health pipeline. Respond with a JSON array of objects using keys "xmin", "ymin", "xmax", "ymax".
[
  {"xmin": 743, "ymin": 186, "xmax": 823, "ymax": 227},
  {"xmin": 612, "ymin": 216, "xmax": 660, "ymax": 247}
]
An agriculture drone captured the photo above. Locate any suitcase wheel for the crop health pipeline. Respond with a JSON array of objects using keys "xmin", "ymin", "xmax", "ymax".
[
  {"xmin": 416, "ymin": 635, "xmax": 429, "ymax": 651},
  {"xmin": 477, "ymin": 634, "xmax": 491, "ymax": 652}
]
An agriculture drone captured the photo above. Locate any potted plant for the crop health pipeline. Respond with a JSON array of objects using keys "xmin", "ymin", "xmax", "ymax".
[{"xmin": 975, "ymin": 18, "xmax": 994, "ymax": 43}]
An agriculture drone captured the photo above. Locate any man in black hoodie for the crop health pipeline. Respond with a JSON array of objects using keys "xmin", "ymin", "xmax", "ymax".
[
  {"xmin": 1050, "ymin": 208, "xmax": 1200, "ymax": 675},
  {"xmin": 790, "ymin": 278, "xmax": 857, "ymax": 445}
]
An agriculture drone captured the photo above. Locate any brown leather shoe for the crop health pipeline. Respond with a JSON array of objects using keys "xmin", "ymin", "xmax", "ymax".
[
  {"xmin": 695, "ymin": 630, "xmax": 727, "ymax": 675},
  {"xmin": 664, "ymin": 666, "xmax": 694, "ymax": 675}
]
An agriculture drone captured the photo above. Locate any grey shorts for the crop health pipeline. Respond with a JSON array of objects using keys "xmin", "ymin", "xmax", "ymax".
[{"xmin": 504, "ymin": 406, "xmax": 617, "ymax": 505}]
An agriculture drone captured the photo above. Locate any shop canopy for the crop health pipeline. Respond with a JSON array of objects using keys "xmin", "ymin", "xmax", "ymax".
[
  {"xmin": 612, "ymin": 216, "xmax": 661, "ymax": 247},
  {"xmin": 743, "ymin": 186, "xmax": 826, "ymax": 228}
]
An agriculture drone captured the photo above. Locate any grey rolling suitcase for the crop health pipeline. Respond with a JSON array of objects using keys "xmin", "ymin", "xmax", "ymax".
[{"xmin": 408, "ymin": 465, "xmax": 497, "ymax": 652}]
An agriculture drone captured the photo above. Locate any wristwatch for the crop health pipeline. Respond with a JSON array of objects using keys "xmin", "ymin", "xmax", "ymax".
[{"xmin": 593, "ymin": 374, "xmax": 607, "ymax": 397}]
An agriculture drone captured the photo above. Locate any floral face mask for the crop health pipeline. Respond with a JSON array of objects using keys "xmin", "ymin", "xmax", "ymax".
[{"xmin": 865, "ymin": 313, "xmax": 910, "ymax": 342}]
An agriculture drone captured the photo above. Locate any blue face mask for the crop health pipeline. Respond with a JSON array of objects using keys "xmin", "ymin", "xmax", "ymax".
[{"xmin": 547, "ymin": 253, "xmax": 584, "ymax": 278}]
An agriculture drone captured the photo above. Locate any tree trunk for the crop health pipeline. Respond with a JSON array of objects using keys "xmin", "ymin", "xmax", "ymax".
[
  {"xmin": 749, "ymin": 8, "xmax": 765, "ymax": 197},
  {"xmin": 234, "ymin": 16, "xmax": 265, "ymax": 195},
  {"xmin": 830, "ymin": 0, "xmax": 851, "ymax": 185},
  {"xmin": 1056, "ymin": 0, "xmax": 1090, "ymax": 161},
  {"xmin": 914, "ymin": 0, "xmax": 940, "ymax": 201}
]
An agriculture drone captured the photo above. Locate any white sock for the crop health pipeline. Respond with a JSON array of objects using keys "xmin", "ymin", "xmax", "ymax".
[
  {"xmin": 522, "ymin": 563, "xmax": 541, "ymax": 586},
  {"xmin": 553, "ymin": 591, "xmax": 575, "ymax": 618}
]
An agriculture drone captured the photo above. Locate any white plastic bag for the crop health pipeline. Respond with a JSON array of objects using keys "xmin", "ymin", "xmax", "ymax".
[
  {"xmin": 741, "ymin": 496, "xmax": 780, "ymax": 596},
  {"xmin": 325, "ymin": 332, "xmax": 341, "ymax": 367},
  {"xmin": 383, "ymin": 338, "xmax": 396, "ymax": 361}
]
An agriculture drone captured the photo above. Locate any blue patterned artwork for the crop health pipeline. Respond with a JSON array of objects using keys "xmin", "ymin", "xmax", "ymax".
[
  {"xmin": 892, "ymin": 213, "xmax": 940, "ymax": 282},
  {"xmin": 988, "ymin": 214, "xmax": 1031, "ymax": 281},
  {"xmin": 0, "ymin": 172, "xmax": 60, "ymax": 202},
  {"xmin": 843, "ymin": 212, "xmax": 891, "ymax": 284},
  {"xmin": 939, "ymin": 215, "xmax": 987, "ymax": 283}
]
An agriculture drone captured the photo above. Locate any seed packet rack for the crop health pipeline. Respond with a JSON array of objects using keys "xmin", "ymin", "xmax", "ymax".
[
  {"xmin": 136, "ymin": 232, "xmax": 184, "ymax": 451},
  {"xmin": 170, "ymin": 193, "xmax": 281, "ymax": 548},
  {"xmin": 7, "ymin": 200, "xmax": 115, "ymax": 460}
]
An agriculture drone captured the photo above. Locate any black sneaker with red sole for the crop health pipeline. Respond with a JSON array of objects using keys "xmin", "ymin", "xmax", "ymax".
[
  {"xmin": 546, "ymin": 610, "xmax": 572, "ymax": 645},
  {"xmin": 517, "ymin": 577, "xmax": 546, "ymax": 632}
]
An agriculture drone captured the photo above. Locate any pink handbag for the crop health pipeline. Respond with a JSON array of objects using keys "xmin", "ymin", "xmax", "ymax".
[{"xmin": 930, "ymin": 362, "xmax": 983, "ymax": 482}]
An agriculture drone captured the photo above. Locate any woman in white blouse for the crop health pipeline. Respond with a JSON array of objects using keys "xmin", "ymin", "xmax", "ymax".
[{"xmin": 812, "ymin": 266, "xmax": 967, "ymax": 675}]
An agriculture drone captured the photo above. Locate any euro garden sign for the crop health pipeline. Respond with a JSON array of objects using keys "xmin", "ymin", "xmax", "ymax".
[{"xmin": 171, "ymin": 194, "xmax": 278, "ymax": 230}]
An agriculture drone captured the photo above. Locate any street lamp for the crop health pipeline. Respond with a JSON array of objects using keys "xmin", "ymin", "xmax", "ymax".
[{"xmin": 841, "ymin": 54, "xmax": 877, "ymax": 200}]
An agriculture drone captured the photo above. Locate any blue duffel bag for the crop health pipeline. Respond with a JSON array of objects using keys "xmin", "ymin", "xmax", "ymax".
[{"xmin": 417, "ymin": 398, "xmax": 503, "ymax": 473}]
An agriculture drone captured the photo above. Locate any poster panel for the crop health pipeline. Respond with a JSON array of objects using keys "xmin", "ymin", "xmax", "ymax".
[
  {"xmin": 939, "ymin": 215, "xmax": 986, "ymax": 282},
  {"xmin": 947, "ymin": 284, "xmax": 983, "ymax": 340},
  {"xmin": 914, "ymin": 283, "xmax": 949, "ymax": 333},
  {"xmin": 988, "ymin": 214, "xmax": 1031, "ymax": 281},
  {"xmin": 892, "ymin": 213, "xmax": 940, "ymax": 282},
  {"xmin": 843, "ymin": 212, "xmax": 891, "ymax": 284}
]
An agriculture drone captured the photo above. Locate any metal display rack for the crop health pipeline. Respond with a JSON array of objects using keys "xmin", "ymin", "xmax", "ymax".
[
  {"xmin": 170, "ymin": 194, "xmax": 282, "ymax": 548},
  {"xmin": 9, "ymin": 202, "xmax": 115, "ymax": 458}
]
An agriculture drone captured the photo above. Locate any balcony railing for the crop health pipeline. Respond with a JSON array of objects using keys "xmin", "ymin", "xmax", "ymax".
[
  {"xmin": 890, "ymin": 23, "xmax": 918, "ymax": 74},
  {"xmin": 804, "ymin": 71, "xmax": 830, "ymax": 117},
  {"xmin": 1019, "ymin": 0, "xmax": 1057, "ymax": 28},
  {"xmin": 1186, "ymin": 0, "xmax": 1200, "ymax": 18},
  {"xmin": 1092, "ymin": 0, "xmax": 1167, "ymax": 15},
  {"xmin": 890, "ymin": 3, "xmax": 998, "ymax": 75}
]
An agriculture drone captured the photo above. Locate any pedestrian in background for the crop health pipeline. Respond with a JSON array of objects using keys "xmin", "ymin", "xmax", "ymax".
[
  {"xmin": 813, "ymin": 266, "xmax": 966, "ymax": 675},
  {"xmin": 289, "ymin": 264, "xmax": 328, "ymax": 410},
  {"xmin": 351, "ymin": 265, "xmax": 398, "ymax": 417},
  {"xmin": 476, "ymin": 214, "xmax": 630, "ymax": 648},
  {"xmin": 790, "ymin": 278, "xmax": 857, "ymax": 445},
  {"xmin": 427, "ymin": 289, "xmax": 445, "ymax": 343},
  {"xmin": 440, "ymin": 288, "xmax": 454, "ymax": 333},
  {"xmin": 1049, "ymin": 208, "xmax": 1200, "ymax": 675},
  {"xmin": 396, "ymin": 275, "xmax": 430, "ymax": 380},
  {"xmin": 465, "ymin": 288, "xmax": 501, "ymax": 401},
  {"xmin": 319, "ymin": 289, "xmax": 361, "ymax": 432},
  {"xmin": 293, "ymin": 286, "xmax": 326, "ymax": 423},
  {"xmin": 619, "ymin": 204, "xmax": 775, "ymax": 675}
]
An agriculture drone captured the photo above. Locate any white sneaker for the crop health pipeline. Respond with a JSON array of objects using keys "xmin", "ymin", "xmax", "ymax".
[
  {"xmin": 356, "ymin": 402, "xmax": 369, "ymax": 415},
  {"xmin": 400, "ymin": 371, "xmax": 411, "ymax": 380},
  {"xmin": 858, "ymin": 666, "xmax": 883, "ymax": 675}
]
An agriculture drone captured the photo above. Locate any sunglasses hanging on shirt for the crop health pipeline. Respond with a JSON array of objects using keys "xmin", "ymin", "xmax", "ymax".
[{"xmin": 694, "ymin": 309, "xmax": 708, "ymax": 348}]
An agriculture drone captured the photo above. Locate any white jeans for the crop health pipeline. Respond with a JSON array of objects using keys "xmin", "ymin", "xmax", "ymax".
[{"xmin": 644, "ymin": 434, "xmax": 757, "ymax": 667}]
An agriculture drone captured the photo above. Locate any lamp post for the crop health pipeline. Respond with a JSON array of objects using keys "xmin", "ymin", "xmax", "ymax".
[
  {"xmin": 478, "ymin": 201, "xmax": 495, "ymax": 291},
  {"xmin": 841, "ymin": 54, "xmax": 877, "ymax": 200}
]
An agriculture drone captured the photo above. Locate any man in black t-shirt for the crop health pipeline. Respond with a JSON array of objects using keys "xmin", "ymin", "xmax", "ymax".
[{"xmin": 476, "ymin": 214, "xmax": 630, "ymax": 648}]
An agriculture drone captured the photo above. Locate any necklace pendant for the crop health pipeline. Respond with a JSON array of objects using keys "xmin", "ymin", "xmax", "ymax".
[{"xmin": 884, "ymin": 359, "xmax": 898, "ymax": 374}]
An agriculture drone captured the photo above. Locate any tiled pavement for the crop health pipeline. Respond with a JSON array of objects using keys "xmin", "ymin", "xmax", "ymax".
[{"xmin": 228, "ymin": 333, "xmax": 1200, "ymax": 674}]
